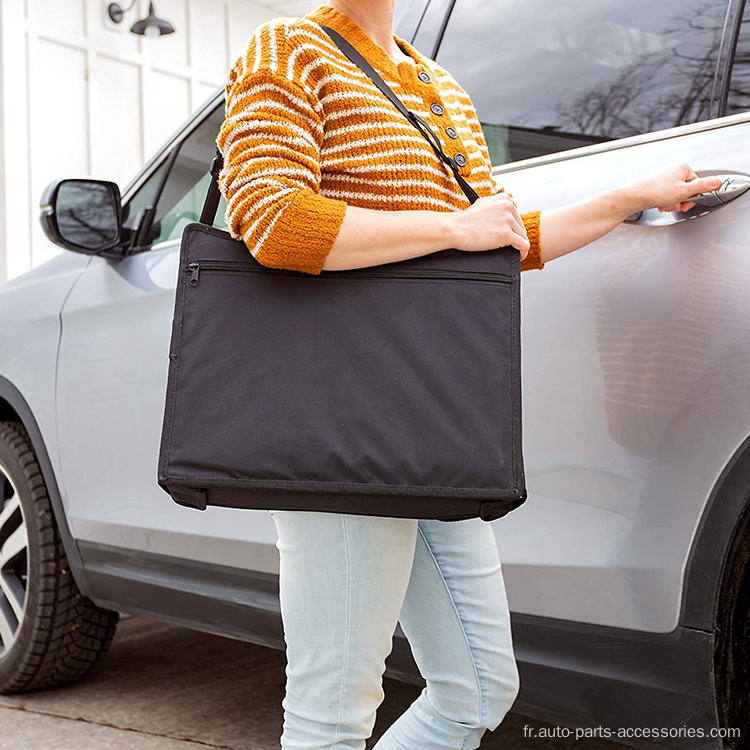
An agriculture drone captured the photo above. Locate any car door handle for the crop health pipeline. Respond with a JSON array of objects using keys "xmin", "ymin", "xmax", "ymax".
[{"xmin": 623, "ymin": 172, "xmax": 750, "ymax": 225}]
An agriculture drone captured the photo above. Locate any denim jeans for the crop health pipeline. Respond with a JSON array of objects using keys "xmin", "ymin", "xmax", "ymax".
[{"xmin": 266, "ymin": 509, "xmax": 520, "ymax": 749}]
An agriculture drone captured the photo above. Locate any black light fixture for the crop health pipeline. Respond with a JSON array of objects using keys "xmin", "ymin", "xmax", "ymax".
[{"xmin": 107, "ymin": 1, "xmax": 175, "ymax": 38}]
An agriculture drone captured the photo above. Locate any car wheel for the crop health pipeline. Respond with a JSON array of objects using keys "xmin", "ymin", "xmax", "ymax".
[
  {"xmin": 0, "ymin": 420, "xmax": 119, "ymax": 694},
  {"xmin": 715, "ymin": 499, "xmax": 750, "ymax": 748}
]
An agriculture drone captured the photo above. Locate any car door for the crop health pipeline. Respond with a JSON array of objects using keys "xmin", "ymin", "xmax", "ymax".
[
  {"xmin": 55, "ymin": 102, "xmax": 282, "ymax": 573},
  {"xmin": 432, "ymin": 0, "xmax": 750, "ymax": 633}
]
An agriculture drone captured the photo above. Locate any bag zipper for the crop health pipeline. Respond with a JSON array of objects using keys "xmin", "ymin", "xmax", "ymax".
[{"xmin": 186, "ymin": 260, "xmax": 512, "ymax": 287}]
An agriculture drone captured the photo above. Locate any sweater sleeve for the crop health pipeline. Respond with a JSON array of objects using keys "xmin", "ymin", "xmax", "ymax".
[
  {"xmin": 517, "ymin": 207, "xmax": 544, "ymax": 272},
  {"xmin": 484, "ymin": 187, "xmax": 543, "ymax": 272},
  {"xmin": 216, "ymin": 40, "xmax": 348, "ymax": 275}
]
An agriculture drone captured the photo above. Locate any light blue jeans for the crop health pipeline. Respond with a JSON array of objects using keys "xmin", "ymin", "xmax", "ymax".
[{"xmin": 266, "ymin": 509, "xmax": 520, "ymax": 749}]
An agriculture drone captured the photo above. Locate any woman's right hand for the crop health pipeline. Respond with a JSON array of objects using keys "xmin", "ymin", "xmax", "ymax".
[{"xmin": 449, "ymin": 192, "xmax": 531, "ymax": 261}]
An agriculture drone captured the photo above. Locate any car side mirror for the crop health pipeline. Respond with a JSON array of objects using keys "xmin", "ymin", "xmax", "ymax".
[{"xmin": 39, "ymin": 178, "xmax": 123, "ymax": 254}]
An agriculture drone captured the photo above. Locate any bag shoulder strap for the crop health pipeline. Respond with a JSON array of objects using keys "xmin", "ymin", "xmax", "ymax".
[
  {"xmin": 200, "ymin": 145, "xmax": 225, "ymax": 225},
  {"xmin": 319, "ymin": 25, "xmax": 479, "ymax": 204},
  {"xmin": 200, "ymin": 24, "xmax": 479, "ymax": 225}
]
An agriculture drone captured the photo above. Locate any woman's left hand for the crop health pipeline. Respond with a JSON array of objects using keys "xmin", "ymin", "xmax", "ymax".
[{"xmin": 635, "ymin": 162, "xmax": 723, "ymax": 213}]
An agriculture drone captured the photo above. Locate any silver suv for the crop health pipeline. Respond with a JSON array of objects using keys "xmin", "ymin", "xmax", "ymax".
[{"xmin": 1, "ymin": 0, "xmax": 749, "ymax": 747}]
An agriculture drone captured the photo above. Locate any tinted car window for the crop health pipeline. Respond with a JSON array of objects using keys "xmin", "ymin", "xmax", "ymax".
[
  {"xmin": 151, "ymin": 106, "xmax": 227, "ymax": 245},
  {"xmin": 726, "ymin": 0, "xmax": 750, "ymax": 115},
  {"xmin": 437, "ymin": 0, "xmax": 729, "ymax": 165},
  {"xmin": 123, "ymin": 106, "xmax": 227, "ymax": 247},
  {"xmin": 121, "ymin": 158, "xmax": 170, "ymax": 232},
  {"xmin": 394, "ymin": 0, "xmax": 427, "ymax": 38}
]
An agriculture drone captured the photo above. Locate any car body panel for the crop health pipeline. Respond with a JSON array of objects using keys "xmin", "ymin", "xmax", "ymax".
[
  {"xmin": 0, "ymin": 251, "xmax": 90, "ymax": 500},
  {"xmin": 496, "ymin": 116, "xmax": 750, "ymax": 631}
]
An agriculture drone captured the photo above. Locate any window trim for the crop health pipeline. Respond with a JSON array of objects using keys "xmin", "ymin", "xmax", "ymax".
[
  {"xmin": 716, "ymin": 0, "xmax": 749, "ymax": 117},
  {"xmin": 413, "ymin": 0, "xmax": 454, "ymax": 58},
  {"xmin": 489, "ymin": 109, "xmax": 750, "ymax": 178},
  {"xmin": 395, "ymin": 0, "xmax": 431, "ymax": 41},
  {"xmin": 117, "ymin": 94, "xmax": 224, "ymax": 254}
]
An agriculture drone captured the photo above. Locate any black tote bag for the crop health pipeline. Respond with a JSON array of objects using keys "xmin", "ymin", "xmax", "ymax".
[{"xmin": 156, "ymin": 25, "xmax": 527, "ymax": 522}]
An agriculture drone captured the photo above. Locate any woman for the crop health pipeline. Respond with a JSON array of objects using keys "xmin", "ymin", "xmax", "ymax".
[{"xmin": 216, "ymin": 2, "xmax": 722, "ymax": 748}]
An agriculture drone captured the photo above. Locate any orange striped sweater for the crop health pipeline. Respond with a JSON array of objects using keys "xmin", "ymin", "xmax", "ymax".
[{"xmin": 216, "ymin": 3, "xmax": 544, "ymax": 276}]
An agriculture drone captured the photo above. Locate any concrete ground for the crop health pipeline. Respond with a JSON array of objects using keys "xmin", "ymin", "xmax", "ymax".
[{"xmin": 0, "ymin": 614, "xmax": 621, "ymax": 750}]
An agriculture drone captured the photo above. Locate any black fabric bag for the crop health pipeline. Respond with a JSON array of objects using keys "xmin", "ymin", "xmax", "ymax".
[{"xmin": 156, "ymin": 25, "xmax": 527, "ymax": 522}]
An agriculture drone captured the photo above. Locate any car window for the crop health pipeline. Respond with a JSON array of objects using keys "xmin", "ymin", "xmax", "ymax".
[
  {"xmin": 122, "ymin": 105, "xmax": 227, "ymax": 247},
  {"xmin": 726, "ymin": 0, "xmax": 750, "ymax": 115},
  {"xmin": 150, "ymin": 106, "xmax": 227, "ymax": 245},
  {"xmin": 121, "ymin": 158, "xmax": 170, "ymax": 232},
  {"xmin": 394, "ymin": 0, "xmax": 427, "ymax": 38},
  {"xmin": 436, "ymin": 0, "xmax": 730, "ymax": 165}
]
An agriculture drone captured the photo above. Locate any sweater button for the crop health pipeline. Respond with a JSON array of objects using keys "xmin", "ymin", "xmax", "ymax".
[
  {"xmin": 454, "ymin": 153, "xmax": 467, "ymax": 166},
  {"xmin": 445, "ymin": 126, "xmax": 458, "ymax": 139},
  {"xmin": 430, "ymin": 103, "xmax": 445, "ymax": 116},
  {"xmin": 418, "ymin": 71, "xmax": 431, "ymax": 83}
]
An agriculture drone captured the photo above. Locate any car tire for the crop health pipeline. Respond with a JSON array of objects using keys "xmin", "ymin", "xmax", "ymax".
[
  {"xmin": 714, "ymin": 500, "xmax": 750, "ymax": 748},
  {"xmin": 0, "ymin": 420, "xmax": 119, "ymax": 694}
]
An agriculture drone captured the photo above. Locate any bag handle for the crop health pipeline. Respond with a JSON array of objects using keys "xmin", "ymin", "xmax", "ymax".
[{"xmin": 199, "ymin": 24, "xmax": 480, "ymax": 225}]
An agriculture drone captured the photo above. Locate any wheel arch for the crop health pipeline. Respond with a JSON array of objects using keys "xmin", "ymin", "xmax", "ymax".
[
  {"xmin": 681, "ymin": 431, "xmax": 750, "ymax": 632},
  {"xmin": 0, "ymin": 374, "xmax": 94, "ymax": 599}
]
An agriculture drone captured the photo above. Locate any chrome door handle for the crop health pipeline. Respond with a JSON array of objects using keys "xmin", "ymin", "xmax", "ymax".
[{"xmin": 623, "ymin": 172, "xmax": 750, "ymax": 225}]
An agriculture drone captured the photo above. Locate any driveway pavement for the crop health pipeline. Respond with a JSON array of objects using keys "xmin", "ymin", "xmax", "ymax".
[{"xmin": 0, "ymin": 614, "xmax": 621, "ymax": 750}]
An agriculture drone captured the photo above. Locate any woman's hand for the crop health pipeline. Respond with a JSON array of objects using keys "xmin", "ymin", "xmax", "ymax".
[
  {"xmin": 633, "ymin": 163, "xmax": 724, "ymax": 213},
  {"xmin": 449, "ymin": 192, "xmax": 531, "ymax": 260}
]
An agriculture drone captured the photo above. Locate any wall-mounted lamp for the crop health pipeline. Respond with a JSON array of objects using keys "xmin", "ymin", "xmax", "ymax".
[{"xmin": 107, "ymin": 1, "xmax": 175, "ymax": 38}]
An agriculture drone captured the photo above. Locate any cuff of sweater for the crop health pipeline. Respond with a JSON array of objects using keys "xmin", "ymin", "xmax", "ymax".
[
  {"xmin": 520, "ymin": 209, "xmax": 544, "ymax": 272},
  {"xmin": 257, "ymin": 190, "xmax": 349, "ymax": 275}
]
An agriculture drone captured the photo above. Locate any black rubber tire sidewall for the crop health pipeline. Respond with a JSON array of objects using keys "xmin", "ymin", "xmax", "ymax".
[{"xmin": 0, "ymin": 425, "xmax": 52, "ymax": 686}]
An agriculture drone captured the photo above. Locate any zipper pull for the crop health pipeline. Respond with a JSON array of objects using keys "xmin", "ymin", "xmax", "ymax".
[{"xmin": 188, "ymin": 263, "xmax": 200, "ymax": 286}]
